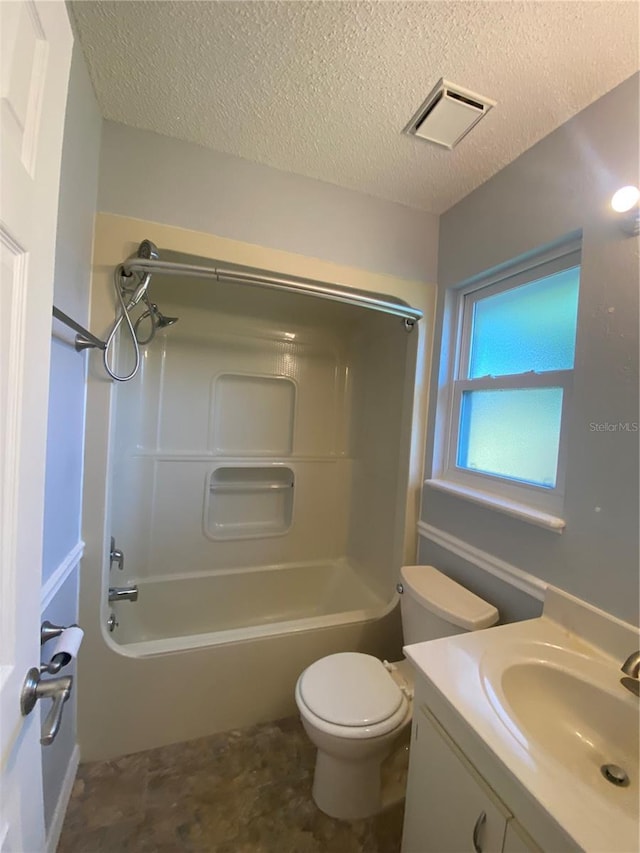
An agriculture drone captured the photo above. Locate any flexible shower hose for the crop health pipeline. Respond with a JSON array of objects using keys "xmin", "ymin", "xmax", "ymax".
[{"xmin": 103, "ymin": 265, "xmax": 142, "ymax": 382}]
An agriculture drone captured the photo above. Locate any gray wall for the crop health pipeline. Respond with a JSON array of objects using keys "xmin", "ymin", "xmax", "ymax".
[
  {"xmin": 98, "ymin": 121, "xmax": 439, "ymax": 283},
  {"xmin": 42, "ymin": 40, "xmax": 101, "ymax": 832},
  {"xmin": 421, "ymin": 73, "xmax": 639, "ymax": 626}
]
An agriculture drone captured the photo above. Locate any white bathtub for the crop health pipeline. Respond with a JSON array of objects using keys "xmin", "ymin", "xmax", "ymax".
[{"xmin": 112, "ymin": 559, "xmax": 394, "ymax": 656}]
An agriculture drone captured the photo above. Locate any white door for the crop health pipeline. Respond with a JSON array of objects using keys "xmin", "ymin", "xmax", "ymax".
[{"xmin": 0, "ymin": 1, "xmax": 72, "ymax": 850}]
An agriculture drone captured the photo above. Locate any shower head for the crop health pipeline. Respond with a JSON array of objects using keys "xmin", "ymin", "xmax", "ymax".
[
  {"xmin": 137, "ymin": 239, "xmax": 159, "ymax": 261},
  {"xmin": 155, "ymin": 307, "xmax": 179, "ymax": 328},
  {"xmin": 133, "ymin": 303, "xmax": 178, "ymax": 345}
]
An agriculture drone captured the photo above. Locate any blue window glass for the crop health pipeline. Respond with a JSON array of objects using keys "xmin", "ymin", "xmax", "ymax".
[
  {"xmin": 458, "ymin": 388, "xmax": 563, "ymax": 488},
  {"xmin": 468, "ymin": 267, "xmax": 580, "ymax": 379}
]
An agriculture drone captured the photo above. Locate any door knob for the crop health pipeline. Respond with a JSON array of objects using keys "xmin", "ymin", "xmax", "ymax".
[{"xmin": 20, "ymin": 667, "xmax": 73, "ymax": 746}]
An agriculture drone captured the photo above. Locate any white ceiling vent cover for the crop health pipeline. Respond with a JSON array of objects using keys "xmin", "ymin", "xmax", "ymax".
[{"xmin": 405, "ymin": 79, "xmax": 496, "ymax": 150}]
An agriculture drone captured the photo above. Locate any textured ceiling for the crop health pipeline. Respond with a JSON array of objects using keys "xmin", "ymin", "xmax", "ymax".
[{"xmin": 71, "ymin": 1, "xmax": 639, "ymax": 213}]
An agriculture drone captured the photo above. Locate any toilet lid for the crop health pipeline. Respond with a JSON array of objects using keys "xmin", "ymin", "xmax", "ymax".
[
  {"xmin": 400, "ymin": 565, "xmax": 499, "ymax": 630},
  {"xmin": 298, "ymin": 653, "xmax": 403, "ymax": 727}
]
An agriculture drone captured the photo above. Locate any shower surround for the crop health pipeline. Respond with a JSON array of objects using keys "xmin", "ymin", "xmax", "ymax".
[{"xmin": 80, "ymin": 214, "xmax": 434, "ymax": 760}]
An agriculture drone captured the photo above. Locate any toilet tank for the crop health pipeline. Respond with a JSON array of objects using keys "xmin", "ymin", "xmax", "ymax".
[{"xmin": 399, "ymin": 565, "xmax": 498, "ymax": 644}]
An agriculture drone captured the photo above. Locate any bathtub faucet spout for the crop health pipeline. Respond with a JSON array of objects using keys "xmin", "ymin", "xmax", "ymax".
[{"xmin": 108, "ymin": 585, "xmax": 139, "ymax": 603}]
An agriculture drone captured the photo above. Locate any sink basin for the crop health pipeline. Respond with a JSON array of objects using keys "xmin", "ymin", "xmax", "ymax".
[
  {"xmin": 405, "ymin": 592, "xmax": 640, "ymax": 852},
  {"xmin": 481, "ymin": 642, "xmax": 639, "ymax": 820}
]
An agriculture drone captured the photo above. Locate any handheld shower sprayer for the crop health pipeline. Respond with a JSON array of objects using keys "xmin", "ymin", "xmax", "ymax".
[
  {"xmin": 126, "ymin": 272, "xmax": 153, "ymax": 309},
  {"xmin": 103, "ymin": 239, "xmax": 175, "ymax": 382}
]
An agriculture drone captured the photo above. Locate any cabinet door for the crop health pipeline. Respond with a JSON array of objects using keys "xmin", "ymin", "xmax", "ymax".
[
  {"xmin": 503, "ymin": 819, "xmax": 543, "ymax": 853},
  {"xmin": 402, "ymin": 706, "xmax": 510, "ymax": 853}
]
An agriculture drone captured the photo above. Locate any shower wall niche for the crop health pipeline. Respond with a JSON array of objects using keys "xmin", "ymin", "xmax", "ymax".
[
  {"xmin": 109, "ymin": 270, "xmax": 416, "ymax": 641},
  {"xmin": 205, "ymin": 465, "xmax": 295, "ymax": 540}
]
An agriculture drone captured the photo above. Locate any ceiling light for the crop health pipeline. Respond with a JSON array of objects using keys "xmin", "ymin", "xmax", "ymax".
[{"xmin": 404, "ymin": 79, "xmax": 496, "ymax": 150}]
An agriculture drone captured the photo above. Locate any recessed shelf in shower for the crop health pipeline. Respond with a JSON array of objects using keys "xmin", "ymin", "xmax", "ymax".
[
  {"xmin": 212, "ymin": 374, "xmax": 296, "ymax": 456},
  {"xmin": 204, "ymin": 466, "xmax": 295, "ymax": 540}
]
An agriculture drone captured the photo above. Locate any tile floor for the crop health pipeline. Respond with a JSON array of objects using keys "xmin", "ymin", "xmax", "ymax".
[{"xmin": 58, "ymin": 716, "xmax": 407, "ymax": 852}]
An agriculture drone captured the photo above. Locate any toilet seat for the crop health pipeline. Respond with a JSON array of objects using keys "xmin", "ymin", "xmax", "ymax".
[
  {"xmin": 299, "ymin": 653, "xmax": 403, "ymax": 726},
  {"xmin": 296, "ymin": 652, "xmax": 411, "ymax": 739}
]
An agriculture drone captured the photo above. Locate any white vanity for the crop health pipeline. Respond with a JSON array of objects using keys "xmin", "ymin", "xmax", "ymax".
[{"xmin": 401, "ymin": 587, "xmax": 639, "ymax": 853}]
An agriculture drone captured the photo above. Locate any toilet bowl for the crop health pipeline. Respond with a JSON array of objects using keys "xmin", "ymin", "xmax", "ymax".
[
  {"xmin": 296, "ymin": 565, "xmax": 499, "ymax": 820},
  {"xmin": 295, "ymin": 653, "xmax": 413, "ymax": 820}
]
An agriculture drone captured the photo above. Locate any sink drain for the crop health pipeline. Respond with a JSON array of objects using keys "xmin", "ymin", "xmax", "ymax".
[{"xmin": 601, "ymin": 764, "xmax": 630, "ymax": 787}]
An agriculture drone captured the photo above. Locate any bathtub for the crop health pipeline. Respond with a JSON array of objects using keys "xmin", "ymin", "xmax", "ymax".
[{"xmin": 112, "ymin": 558, "xmax": 395, "ymax": 656}]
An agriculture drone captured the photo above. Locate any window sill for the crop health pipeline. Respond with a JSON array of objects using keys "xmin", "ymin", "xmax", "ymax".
[{"xmin": 424, "ymin": 478, "xmax": 566, "ymax": 533}]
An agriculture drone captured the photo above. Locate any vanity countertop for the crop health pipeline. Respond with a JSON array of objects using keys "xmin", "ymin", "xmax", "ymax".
[{"xmin": 404, "ymin": 587, "xmax": 639, "ymax": 853}]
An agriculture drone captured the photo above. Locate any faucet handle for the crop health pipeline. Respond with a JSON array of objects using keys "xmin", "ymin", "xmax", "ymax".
[
  {"xmin": 621, "ymin": 651, "xmax": 640, "ymax": 678},
  {"xmin": 620, "ymin": 651, "xmax": 640, "ymax": 697},
  {"xmin": 110, "ymin": 536, "xmax": 124, "ymax": 571}
]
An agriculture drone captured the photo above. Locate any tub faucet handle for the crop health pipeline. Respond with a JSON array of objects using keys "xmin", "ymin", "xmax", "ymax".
[{"xmin": 110, "ymin": 536, "xmax": 124, "ymax": 571}]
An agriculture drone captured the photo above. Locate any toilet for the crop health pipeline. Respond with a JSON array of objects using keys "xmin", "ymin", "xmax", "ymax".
[{"xmin": 295, "ymin": 565, "xmax": 499, "ymax": 820}]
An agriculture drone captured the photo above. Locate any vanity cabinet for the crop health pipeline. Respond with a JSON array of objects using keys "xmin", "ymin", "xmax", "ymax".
[
  {"xmin": 502, "ymin": 820, "xmax": 543, "ymax": 853},
  {"xmin": 402, "ymin": 705, "xmax": 542, "ymax": 853},
  {"xmin": 402, "ymin": 704, "xmax": 510, "ymax": 853}
]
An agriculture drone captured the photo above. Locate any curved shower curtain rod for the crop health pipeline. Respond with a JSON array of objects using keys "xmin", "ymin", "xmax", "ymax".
[{"xmin": 121, "ymin": 255, "xmax": 424, "ymax": 325}]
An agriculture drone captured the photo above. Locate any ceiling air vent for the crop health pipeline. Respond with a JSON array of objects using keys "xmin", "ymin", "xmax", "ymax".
[{"xmin": 404, "ymin": 79, "xmax": 496, "ymax": 150}]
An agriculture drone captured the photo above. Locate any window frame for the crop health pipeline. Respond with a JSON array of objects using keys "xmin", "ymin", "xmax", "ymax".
[{"xmin": 435, "ymin": 239, "xmax": 582, "ymax": 518}]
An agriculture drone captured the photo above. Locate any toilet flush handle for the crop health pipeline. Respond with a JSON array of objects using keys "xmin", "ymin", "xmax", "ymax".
[{"xmin": 396, "ymin": 583, "xmax": 404, "ymax": 594}]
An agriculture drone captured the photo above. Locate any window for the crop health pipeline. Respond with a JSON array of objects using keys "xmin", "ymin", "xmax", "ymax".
[{"xmin": 431, "ymin": 239, "xmax": 581, "ymax": 528}]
